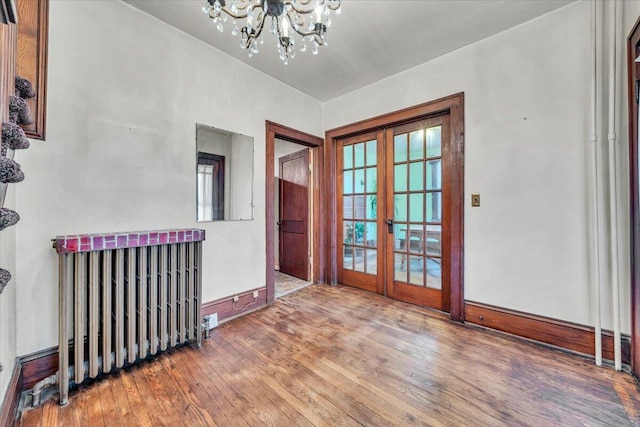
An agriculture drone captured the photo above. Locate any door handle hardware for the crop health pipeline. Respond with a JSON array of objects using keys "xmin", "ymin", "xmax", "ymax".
[{"xmin": 387, "ymin": 219, "xmax": 394, "ymax": 233}]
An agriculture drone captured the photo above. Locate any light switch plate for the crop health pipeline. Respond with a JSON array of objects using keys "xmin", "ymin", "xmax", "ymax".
[{"xmin": 471, "ymin": 194, "xmax": 480, "ymax": 207}]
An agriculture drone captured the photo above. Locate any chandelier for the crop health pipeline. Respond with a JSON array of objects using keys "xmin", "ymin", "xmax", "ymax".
[{"xmin": 202, "ymin": 0, "xmax": 342, "ymax": 64}]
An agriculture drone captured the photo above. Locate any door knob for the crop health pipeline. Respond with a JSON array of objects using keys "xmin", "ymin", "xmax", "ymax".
[{"xmin": 387, "ymin": 219, "xmax": 394, "ymax": 233}]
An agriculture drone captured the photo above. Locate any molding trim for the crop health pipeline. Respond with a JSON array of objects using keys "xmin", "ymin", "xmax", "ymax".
[
  {"xmin": 201, "ymin": 287, "xmax": 267, "ymax": 324},
  {"xmin": 0, "ymin": 360, "xmax": 21, "ymax": 427},
  {"xmin": 465, "ymin": 301, "xmax": 631, "ymax": 364},
  {"xmin": 19, "ymin": 347, "xmax": 57, "ymax": 391}
]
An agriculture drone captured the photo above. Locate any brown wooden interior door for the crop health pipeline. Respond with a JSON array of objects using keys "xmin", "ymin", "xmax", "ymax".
[
  {"xmin": 385, "ymin": 116, "xmax": 451, "ymax": 311},
  {"xmin": 279, "ymin": 149, "xmax": 310, "ymax": 281},
  {"xmin": 337, "ymin": 131, "xmax": 385, "ymax": 294}
]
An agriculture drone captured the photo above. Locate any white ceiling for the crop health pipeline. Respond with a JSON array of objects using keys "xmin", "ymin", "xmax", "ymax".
[{"xmin": 123, "ymin": 0, "xmax": 574, "ymax": 102}]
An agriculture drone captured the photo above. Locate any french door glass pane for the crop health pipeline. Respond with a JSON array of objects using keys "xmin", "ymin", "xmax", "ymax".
[
  {"xmin": 394, "ymin": 134, "xmax": 408, "ymax": 162},
  {"xmin": 343, "ymin": 221, "xmax": 353, "ymax": 244},
  {"xmin": 409, "ymin": 162, "xmax": 423, "ymax": 191},
  {"xmin": 344, "ymin": 170, "xmax": 354, "ymax": 194},
  {"xmin": 366, "ymin": 195, "xmax": 377, "ymax": 220},
  {"xmin": 426, "ymin": 126, "xmax": 441, "ymax": 157},
  {"xmin": 366, "ymin": 167, "xmax": 377, "ymax": 192},
  {"xmin": 426, "ymin": 257, "xmax": 442, "ymax": 289},
  {"xmin": 343, "ymin": 196, "xmax": 354, "ymax": 219},
  {"xmin": 343, "ymin": 246, "xmax": 353, "ymax": 270},
  {"xmin": 365, "ymin": 222, "xmax": 377, "ymax": 247},
  {"xmin": 395, "ymin": 195, "xmax": 407, "ymax": 221},
  {"xmin": 354, "ymin": 196, "xmax": 366, "ymax": 219},
  {"xmin": 354, "ymin": 221, "xmax": 365, "ymax": 244},
  {"xmin": 354, "ymin": 248, "xmax": 365, "ymax": 272},
  {"xmin": 408, "ymin": 256, "xmax": 424, "ymax": 286},
  {"xmin": 354, "ymin": 143, "xmax": 365, "ymax": 168},
  {"xmin": 366, "ymin": 140, "xmax": 377, "ymax": 166},
  {"xmin": 354, "ymin": 169, "xmax": 365, "ymax": 193},
  {"xmin": 426, "ymin": 160, "xmax": 441, "ymax": 190},
  {"xmin": 343, "ymin": 145, "xmax": 353, "ymax": 169},
  {"xmin": 409, "ymin": 130, "xmax": 424, "ymax": 160},
  {"xmin": 394, "ymin": 253, "xmax": 405, "ymax": 281},
  {"xmin": 425, "ymin": 192, "xmax": 442, "ymax": 222},
  {"xmin": 409, "ymin": 194, "xmax": 424, "ymax": 222},
  {"xmin": 394, "ymin": 164, "xmax": 407, "ymax": 192},
  {"xmin": 425, "ymin": 225, "xmax": 441, "ymax": 256},
  {"xmin": 366, "ymin": 249, "xmax": 377, "ymax": 274}
]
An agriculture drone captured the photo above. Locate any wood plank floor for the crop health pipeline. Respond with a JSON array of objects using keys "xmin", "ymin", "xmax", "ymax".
[{"xmin": 18, "ymin": 284, "xmax": 640, "ymax": 426}]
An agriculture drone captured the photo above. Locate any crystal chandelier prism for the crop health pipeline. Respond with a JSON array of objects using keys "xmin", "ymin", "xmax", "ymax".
[{"xmin": 202, "ymin": 0, "xmax": 342, "ymax": 64}]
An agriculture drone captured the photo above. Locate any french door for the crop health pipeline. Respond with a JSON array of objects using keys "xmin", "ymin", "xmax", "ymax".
[{"xmin": 337, "ymin": 115, "xmax": 451, "ymax": 312}]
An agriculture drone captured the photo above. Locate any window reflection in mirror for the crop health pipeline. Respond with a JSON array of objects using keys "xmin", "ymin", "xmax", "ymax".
[{"xmin": 196, "ymin": 124, "xmax": 254, "ymax": 221}]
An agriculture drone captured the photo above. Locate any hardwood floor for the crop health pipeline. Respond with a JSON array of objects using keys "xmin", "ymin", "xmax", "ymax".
[{"xmin": 18, "ymin": 284, "xmax": 640, "ymax": 426}]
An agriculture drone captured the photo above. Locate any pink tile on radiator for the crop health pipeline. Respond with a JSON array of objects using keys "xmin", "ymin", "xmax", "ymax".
[
  {"xmin": 65, "ymin": 238, "xmax": 78, "ymax": 252},
  {"xmin": 139, "ymin": 234, "xmax": 148, "ymax": 246},
  {"xmin": 117, "ymin": 235, "xmax": 128, "ymax": 247},
  {"xmin": 92, "ymin": 236, "xmax": 104, "ymax": 251},
  {"xmin": 169, "ymin": 231, "xmax": 177, "ymax": 243},
  {"xmin": 128, "ymin": 234, "xmax": 139, "ymax": 246},
  {"xmin": 177, "ymin": 231, "xmax": 185, "ymax": 242},
  {"xmin": 159, "ymin": 232, "xmax": 168, "ymax": 244}
]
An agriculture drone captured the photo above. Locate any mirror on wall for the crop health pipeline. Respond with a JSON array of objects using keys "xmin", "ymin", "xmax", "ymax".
[{"xmin": 196, "ymin": 124, "xmax": 254, "ymax": 222}]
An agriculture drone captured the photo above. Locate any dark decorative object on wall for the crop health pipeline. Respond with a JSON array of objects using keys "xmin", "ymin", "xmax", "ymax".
[
  {"xmin": 1, "ymin": 121, "xmax": 29, "ymax": 156},
  {"xmin": 0, "ymin": 268, "xmax": 11, "ymax": 294},
  {"xmin": 0, "ymin": 156, "xmax": 24, "ymax": 183},
  {"xmin": 0, "ymin": 207, "xmax": 19, "ymax": 230},
  {"xmin": 9, "ymin": 94, "xmax": 34, "ymax": 125},
  {"xmin": 15, "ymin": 75, "xmax": 35, "ymax": 99}
]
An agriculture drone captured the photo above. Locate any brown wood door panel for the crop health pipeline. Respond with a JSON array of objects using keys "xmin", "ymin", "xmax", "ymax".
[
  {"xmin": 393, "ymin": 283, "xmax": 443, "ymax": 311},
  {"xmin": 279, "ymin": 149, "xmax": 310, "ymax": 281},
  {"xmin": 342, "ymin": 270, "xmax": 378, "ymax": 293}
]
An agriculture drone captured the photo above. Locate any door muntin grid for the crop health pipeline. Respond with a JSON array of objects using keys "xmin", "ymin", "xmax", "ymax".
[
  {"xmin": 342, "ymin": 139, "xmax": 377, "ymax": 275},
  {"xmin": 393, "ymin": 126, "xmax": 442, "ymax": 289}
]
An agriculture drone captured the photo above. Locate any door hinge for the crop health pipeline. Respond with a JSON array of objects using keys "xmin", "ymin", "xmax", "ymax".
[{"xmin": 636, "ymin": 79, "xmax": 639, "ymax": 104}]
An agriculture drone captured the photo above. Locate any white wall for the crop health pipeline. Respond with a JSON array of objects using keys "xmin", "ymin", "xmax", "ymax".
[
  {"xmin": 0, "ymin": 186, "xmax": 17, "ymax": 407},
  {"xmin": 324, "ymin": 1, "xmax": 632, "ymax": 332},
  {"xmin": 13, "ymin": 0, "xmax": 322, "ymax": 356}
]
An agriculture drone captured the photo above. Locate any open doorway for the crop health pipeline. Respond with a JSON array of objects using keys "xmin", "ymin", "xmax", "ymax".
[
  {"xmin": 274, "ymin": 142, "xmax": 313, "ymax": 298},
  {"xmin": 265, "ymin": 121, "xmax": 324, "ymax": 304}
]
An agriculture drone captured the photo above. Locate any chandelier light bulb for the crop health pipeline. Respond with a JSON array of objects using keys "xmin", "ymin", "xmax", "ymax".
[{"xmin": 201, "ymin": 0, "xmax": 342, "ymax": 64}]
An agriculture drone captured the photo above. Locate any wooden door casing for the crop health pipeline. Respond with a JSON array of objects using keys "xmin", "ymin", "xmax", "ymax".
[{"xmin": 279, "ymin": 149, "xmax": 310, "ymax": 281}]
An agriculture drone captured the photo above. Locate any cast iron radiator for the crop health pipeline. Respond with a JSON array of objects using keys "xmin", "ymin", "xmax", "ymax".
[{"xmin": 53, "ymin": 229, "xmax": 206, "ymax": 405}]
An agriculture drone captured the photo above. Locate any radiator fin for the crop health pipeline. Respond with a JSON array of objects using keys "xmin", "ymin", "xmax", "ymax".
[{"xmin": 58, "ymin": 241, "xmax": 203, "ymax": 406}]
